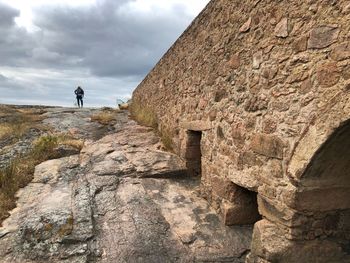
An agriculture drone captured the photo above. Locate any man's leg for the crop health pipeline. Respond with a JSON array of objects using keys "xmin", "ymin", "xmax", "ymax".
[
  {"xmin": 81, "ymin": 99, "xmax": 83, "ymax": 108},
  {"xmin": 77, "ymin": 97, "xmax": 80, "ymax": 108}
]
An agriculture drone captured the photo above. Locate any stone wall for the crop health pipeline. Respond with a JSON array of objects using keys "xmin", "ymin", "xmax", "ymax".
[{"xmin": 132, "ymin": 0, "xmax": 350, "ymax": 262}]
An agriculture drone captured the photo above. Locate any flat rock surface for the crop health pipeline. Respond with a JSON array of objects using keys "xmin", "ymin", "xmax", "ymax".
[{"xmin": 0, "ymin": 108, "xmax": 252, "ymax": 263}]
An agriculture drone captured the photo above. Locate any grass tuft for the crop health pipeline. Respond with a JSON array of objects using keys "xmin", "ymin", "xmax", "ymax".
[
  {"xmin": 91, "ymin": 108, "xmax": 120, "ymax": 125},
  {"xmin": 0, "ymin": 106, "xmax": 46, "ymax": 142},
  {"xmin": 130, "ymin": 101, "xmax": 175, "ymax": 151},
  {"xmin": 160, "ymin": 128, "xmax": 174, "ymax": 152},
  {"xmin": 129, "ymin": 101, "xmax": 158, "ymax": 128}
]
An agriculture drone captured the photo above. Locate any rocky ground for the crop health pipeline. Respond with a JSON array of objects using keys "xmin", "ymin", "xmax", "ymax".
[{"xmin": 0, "ymin": 106, "xmax": 252, "ymax": 263}]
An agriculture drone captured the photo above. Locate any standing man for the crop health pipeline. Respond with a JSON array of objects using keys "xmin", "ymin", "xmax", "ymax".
[{"xmin": 74, "ymin": 86, "xmax": 84, "ymax": 108}]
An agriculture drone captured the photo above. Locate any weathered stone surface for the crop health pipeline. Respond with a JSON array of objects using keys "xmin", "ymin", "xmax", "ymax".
[
  {"xmin": 244, "ymin": 95, "xmax": 268, "ymax": 112},
  {"xmin": 250, "ymin": 133, "xmax": 284, "ymax": 159},
  {"xmin": 228, "ymin": 53, "xmax": 240, "ymax": 69},
  {"xmin": 293, "ymin": 35, "xmax": 308, "ymax": 53},
  {"xmin": 274, "ymin": 18, "xmax": 289, "ymax": 38},
  {"xmin": 299, "ymin": 78, "xmax": 313, "ymax": 94},
  {"xmin": 0, "ymin": 112, "xmax": 252, "ymax": 262},
  {"xmin": 253, "ymin": 50, "xmax": 263, "ymax": 69},
  {"xmin": 239, "ymin": 17, "xmax": 252, "ymax": 33},
  {"xmin": 261, "ymin": 65, "xmax": 278, "ymax": 80},
  {"xmin": 208, "ymin": 109, "xmax": 217, "ymax": 121},
  {"xmin": 237, "ymin": 151, "xmax": 263, "ymax": 169},
  {"xmin": 180, "ymin": 120, "xmax": 212, "ymax": 131},
  {"xmin": 132, "ymin": 1, "xmax": 350, "ymax": 262},
  {"xmin": 331, "ymin": 42, "xmax": 350, "ymax": 61},
  {"xmin": 223, "ymin": 200, "xmax": 261, "ymax": 226},
  {"xmin": 308, "ymin": 25, "xmax": 339, "ymax": 49},
  {"xmin": 231, "ymin": 125, "xmax": 246, "ymax": 146},
  {"xmin": 289, "ymin": 187, "xmax": 350, "ymax": 212},
  {"xmin": 214, "ymin": 89, "xmax": 228, "ymax": 102},
  {"xmin": 262, "ymin": 118, "xmax": 277, "ymax": 134},
  {"xmin": 248, "ymin": 220, "xmax": 349, "ymax": 263},
  {"xmin": 316, "ymin": 62, "xmax": 341, "ymax": 88}
]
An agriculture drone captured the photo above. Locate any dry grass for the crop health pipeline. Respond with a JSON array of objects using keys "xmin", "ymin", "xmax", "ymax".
[
  {"xmin": 91, "ymin": 108, "xmax": 120, "ymax": 125},
  {"xmin": 58, "ymin": 136, "xmax": 84, "ymax": 150},
  {"xmin": 0, "ymin": 135, "xmax": 57, "ymax": 223},
  {"xmin": 0, "ymin": 106, "xmax": 85, "ymax": 224},
  {"xmin": 160, "ymin": 129, "xmax": 174, "ymax": 152},
  {"xmin": 0, "ymin": 132, "xmax": 84, "ymax": 225},
  {"xmin": 0, "ymin": 125, "xmax": 12, "ymax": 140},
  {"xmin": 130, "ymin": 101, "xmax": 174, "ymax": 151},
  {"xmin": 129, "ymin": 101, "xmax": 158, "ymax": 128},
  {"xmin": 0, "ymin": 106, "xmax": 45, "ymax": 142}
]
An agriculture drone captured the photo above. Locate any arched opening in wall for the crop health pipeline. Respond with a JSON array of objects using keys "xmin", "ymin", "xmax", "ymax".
[
  {"xmin": 294, "ymin": 120, "xmax": 350, "ymax": 211},
  {"xmin": 185, "ymin": 130, "xmax": 202, "ymax": 176},
  {"xmin": 291, "ymin": 120, "xmax": 350, "ymax": 244}
]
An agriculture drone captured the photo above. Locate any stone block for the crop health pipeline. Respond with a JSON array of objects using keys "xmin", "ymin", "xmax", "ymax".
[
  {"xmin": 288, "ymin": 187, "xmax": 350, "ymax": 212},
  {"xmin": 274, "ymin": 18, "xmax": 289, "ymax": 38},
  {"xmin": 316, "ymin": 62, "xmax": 340, "ymax": 88},
  {"xmin": 343, "ymin": 64, "xmax": 350, "ymax": 80},
  {"xmin": 181, "ymin": 121, "xmax": 212, "ymax": 131},
  {"xmin": 331, "ymin": 42, "xmax": 350, "ymax": 61},
  {"xmin": 208, "ymin": 109, "xmax": 217, "ymax": 121},
  {"xmin": 249, "ymin": 220, "xmax": 348, "ymax": 263},
  {"xmin": 210, "ymin": 176, "xmax": 236, "ymax": 201},
  {"xmin": 262, "ymin": 118, "xmax": 277, "ymax": 134},
  {"xmin": 228, "ymin": 53, "xmax": 240, "ymax": 69},
  {"xmin": 299, "ymin": 78, "xmax": 313, "ymax": 94},
  {"xmin": 231, "ymin": 125, "xmax": 246, "ymax": 141},
  {"xmin": 266, "ymin": 159, "xmax": 283, "ymax": 178},
  {"xmin": 198, "ymin": 98, "xmax": 208, "ymax": 110},
  {"xmin": 253, "ymin": 50, "xmax": 263, "ymax": 69},
  {"xmin": 216, "ymin": 126, "xmax": 225, "ymax": 139},
  {"xmin": 250, "ymin": 133, "xmax": 284, "ymax": 159},
  {"xmin": 214, "ymin": 89, "xmax": 227, "ymax": 102},
  {"xmin": 239, "ymin": 17, "xmax": 251, "ymax": 33},
  {"xmin": 257, "ymin": 195, "xmax": 293, "ymax": 227},
  {"xmin": 308, "ymin": 25, "xmax": 339, "ymax": 49},
  {"xmin": 244, "ymin": 95, "xmax": 268, "ymax": 112},
  {"xmin": 237, "ymin": 151, "xmax": 263, "ymax": 169},
  {"xmin": 293, "ymin": 35, "xmax": 308, "ymax": 53},
  {"xmin": 261, "ymin": 65, "xmax": 278, "ymax": 80}
]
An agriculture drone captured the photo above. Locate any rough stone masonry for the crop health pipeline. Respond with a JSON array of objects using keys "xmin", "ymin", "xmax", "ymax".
[{"xmin": 132, "ymin": 0, "xmax": 350, "ymax": 262}]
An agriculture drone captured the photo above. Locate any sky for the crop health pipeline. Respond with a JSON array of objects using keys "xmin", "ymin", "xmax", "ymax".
[{"xmin": 0, "ymin": 0, "xmax": 210, "ymax": 107}]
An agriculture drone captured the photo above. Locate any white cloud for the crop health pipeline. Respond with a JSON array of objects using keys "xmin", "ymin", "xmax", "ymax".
[
  {"xmin": 1, "ymin": 0, "xmax": 208, "ymax": 30},
  {"xmin": 1, "ymin": 0, "xmax": 97, "ymax": 31}
]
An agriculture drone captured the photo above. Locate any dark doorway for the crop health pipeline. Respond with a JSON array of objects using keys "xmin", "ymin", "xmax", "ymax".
[
  {"xmin": 185, "ymin": 130, "xmax": 202, "ymax": 176},
  {"xmin": 224, "ymin": 184, "xmax": 262, "ymax": 225}
]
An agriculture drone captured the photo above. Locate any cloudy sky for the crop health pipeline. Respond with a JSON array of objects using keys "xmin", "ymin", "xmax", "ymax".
[{"xmin": 0, "ymin": 0, "xmax": 209, "ymax": 107}]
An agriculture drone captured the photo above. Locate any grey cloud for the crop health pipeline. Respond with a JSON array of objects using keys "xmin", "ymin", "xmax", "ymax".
[
  {"xmin": 0, "ymin": 0, "xmax": 206, "ymax": 106},
  {"xmin": 32, "ymin": 0, "xmax": 193, "ymax": 77},
  {"xmin": 0, "ymin": 0, "xmax": 195, "ymax": 76},
  {"xmin": 0, "ymin": 2, "xmax": 19, "ymax": 27},
  {"xmin": 0, "ymin": 73, "xmax": 6, "ymax": 81},
  {"xmin": 0, "ymin": 4, "xmax": 35, "ymax": 66}
]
